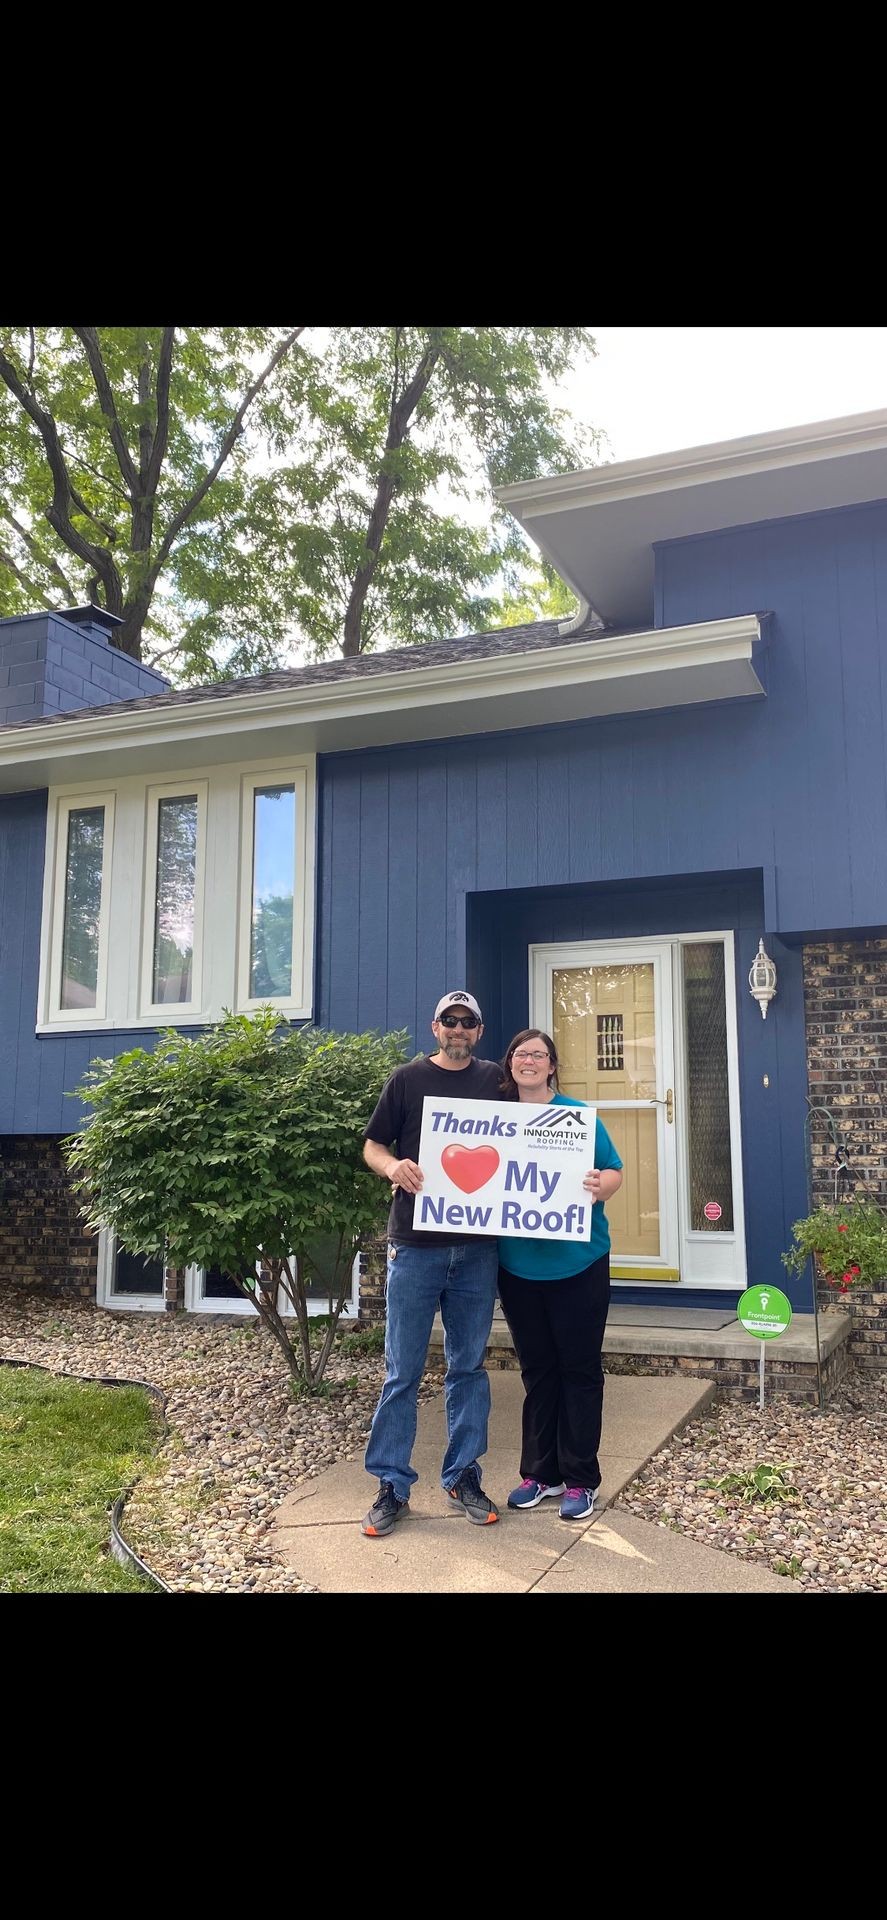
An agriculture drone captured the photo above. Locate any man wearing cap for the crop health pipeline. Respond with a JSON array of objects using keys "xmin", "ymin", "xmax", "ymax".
[{"xmin": 360, "ymin": 991, "xmax": 503, "ymax": 1536}]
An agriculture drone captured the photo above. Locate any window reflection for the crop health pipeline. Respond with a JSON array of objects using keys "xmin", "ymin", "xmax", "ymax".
[
  {"xmin": 153, "ymin": 795, "xmax": 197, "ymax": 1003},
  {"xmin": 60, "ymin": 806, "xmax": 104, "ymax": 1009},
  {"xmin": 250, "ymin": 786, "xmax": 295, "ymax": 998}
]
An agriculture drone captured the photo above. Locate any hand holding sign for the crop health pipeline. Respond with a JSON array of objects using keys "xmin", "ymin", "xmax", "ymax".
[{"xmin": 415, "ymin": 1096, "xmax": 596, "ymax": 1240}]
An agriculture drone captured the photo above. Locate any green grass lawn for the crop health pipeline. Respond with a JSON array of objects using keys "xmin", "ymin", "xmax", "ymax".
[{"xmin": 0, "ymin": 1366, "xmax": 162, "ymax": 1593}]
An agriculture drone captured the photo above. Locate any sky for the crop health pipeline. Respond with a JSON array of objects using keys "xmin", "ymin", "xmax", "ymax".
[{"xmin": 556, "ymin": 327, "xmax": 887, "ymax": 465}]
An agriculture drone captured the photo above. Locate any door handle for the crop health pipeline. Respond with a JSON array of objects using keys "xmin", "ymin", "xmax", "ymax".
[{"xmin": 652, "ymin": 1089, "xmax": 675, "ymax": 1122}]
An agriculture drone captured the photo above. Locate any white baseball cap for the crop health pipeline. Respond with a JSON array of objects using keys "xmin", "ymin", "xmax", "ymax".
[{"xmin": 433, "ymin": 990, "xmax": 483, "ymax": 1022}]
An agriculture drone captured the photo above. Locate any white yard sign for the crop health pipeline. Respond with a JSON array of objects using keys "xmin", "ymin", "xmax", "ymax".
[{"xmin": 413, "ymin": 1096, "xmax": 597, "ymax": 1241}]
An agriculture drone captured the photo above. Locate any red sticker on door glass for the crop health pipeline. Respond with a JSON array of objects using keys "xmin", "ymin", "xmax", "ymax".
[{"xmin": 703, "ymin": 1201, "xmax": 722, "ymax": 1222}]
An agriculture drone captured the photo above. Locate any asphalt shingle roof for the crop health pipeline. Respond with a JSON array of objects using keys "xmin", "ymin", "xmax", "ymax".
[{"xmin": 3, "ymin": 614, "xmax": 619, "ymax": 732}]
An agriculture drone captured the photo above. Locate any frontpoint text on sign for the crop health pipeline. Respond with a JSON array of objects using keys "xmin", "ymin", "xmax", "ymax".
[{"xmin": 413, "ymin": 1097, "xmax": 596, "ymax": 1241}]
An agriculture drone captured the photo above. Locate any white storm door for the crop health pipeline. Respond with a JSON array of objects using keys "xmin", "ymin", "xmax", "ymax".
[{"xmin": 531, "ymin": 940, "xmax": 680, "ymax": 1283}]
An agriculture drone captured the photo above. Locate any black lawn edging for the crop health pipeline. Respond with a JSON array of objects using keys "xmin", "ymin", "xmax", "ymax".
[{"xmin": 0, "ymin": 1354, "xmax": 172, "ymax": 1593}]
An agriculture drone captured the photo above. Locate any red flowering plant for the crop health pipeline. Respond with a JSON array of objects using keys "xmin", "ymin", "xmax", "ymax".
[{"xmin": 783, "ymin": 1202, "xmax": 887, "ymax": 1292}]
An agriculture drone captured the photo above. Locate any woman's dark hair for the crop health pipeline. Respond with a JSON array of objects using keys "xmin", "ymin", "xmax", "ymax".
[{"xmin": 500, "ymin": 1028, "xmax": 559, "ymax": 1099}]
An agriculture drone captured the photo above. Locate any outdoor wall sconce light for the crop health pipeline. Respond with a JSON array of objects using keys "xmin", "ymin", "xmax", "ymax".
[{"xmin": 748, "ymin": 938, "xmax": 777, "ymax": 1019}]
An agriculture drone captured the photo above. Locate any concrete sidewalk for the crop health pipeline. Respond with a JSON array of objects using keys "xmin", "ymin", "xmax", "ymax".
[{"xmin": 272, "ymin": 1371, "xmax": 796, "ymax": 1594}]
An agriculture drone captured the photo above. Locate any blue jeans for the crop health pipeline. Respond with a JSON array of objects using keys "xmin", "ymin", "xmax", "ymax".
[{"xmin": 364, "ymin": 1240, "xmax": 499, "ymax": 1502}]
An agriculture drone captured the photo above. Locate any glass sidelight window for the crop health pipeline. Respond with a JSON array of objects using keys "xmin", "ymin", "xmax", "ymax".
[{"xmin": 682, "ymin": 943, "xmax": 734, "ymax": 1231}]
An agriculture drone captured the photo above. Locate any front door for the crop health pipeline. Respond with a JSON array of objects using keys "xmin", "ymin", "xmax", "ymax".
[{"xmin": 530, "ymin": 936, "xmax": 746, "ymax": 1290}]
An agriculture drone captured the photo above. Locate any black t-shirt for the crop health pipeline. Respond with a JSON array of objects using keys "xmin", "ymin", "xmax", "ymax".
[{"xmin": 364, "ymin": 1054, "xmax": 504, "ymax": 1247}]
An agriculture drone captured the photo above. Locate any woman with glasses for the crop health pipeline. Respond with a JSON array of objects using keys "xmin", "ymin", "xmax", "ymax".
[{"xmin": 498, "ymin": 1028, "xmax": 623, "ymax": 1521}]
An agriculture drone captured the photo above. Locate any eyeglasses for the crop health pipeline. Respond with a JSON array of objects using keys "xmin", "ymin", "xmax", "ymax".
[
  {"xmin": 438, "ymin": 1012, "xmax": 480, "ymax": 1029},
  {"xmin": 511, "ymin": 1049, "xmax": 551, "ymax": 1063}
]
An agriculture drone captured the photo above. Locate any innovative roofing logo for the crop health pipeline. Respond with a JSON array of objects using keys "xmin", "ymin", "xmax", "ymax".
[{"xmin": 523, "ymin": 1105, "xmax": 587, "ymax": 1137}]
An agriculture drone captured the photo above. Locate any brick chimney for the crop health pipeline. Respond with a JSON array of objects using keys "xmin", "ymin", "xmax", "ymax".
[{"xmin": 0, "ymin": 606, "xmax": 170, "ymax": 727}]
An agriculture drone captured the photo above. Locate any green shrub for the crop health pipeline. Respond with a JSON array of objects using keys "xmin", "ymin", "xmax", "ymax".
[
  {"xmin": 340, "ymin": 1323, "xmax": 387, "ymax": 1357},
  {"xmin": 65, "ymin": 1011, "xmax": 408, "ymax": 1388}
]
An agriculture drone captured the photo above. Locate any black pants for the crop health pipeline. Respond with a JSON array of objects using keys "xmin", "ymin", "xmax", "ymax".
[{"xmin": 497, "ymin": 1255, "xmax": 610, "ymax": 1490}]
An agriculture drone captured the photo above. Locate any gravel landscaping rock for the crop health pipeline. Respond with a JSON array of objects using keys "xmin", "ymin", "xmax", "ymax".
[
  {"xmin": 619, "ymin": 1367, "xmax": 887, "ymax": 1590},
  {"xmin": 5, "ymin": 1293, "xmax": 885, "ymax": 1592}
]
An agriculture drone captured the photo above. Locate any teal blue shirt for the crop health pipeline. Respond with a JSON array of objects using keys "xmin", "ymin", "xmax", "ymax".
[{"xmin": 498, "ymin": 1095, "xmax": 622, "ymax": 1282}]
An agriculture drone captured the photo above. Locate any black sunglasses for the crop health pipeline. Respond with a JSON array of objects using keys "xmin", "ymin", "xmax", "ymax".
[{"xmin": 438, "ymin": 1012, "xmax": 480, "ymax": 1029}]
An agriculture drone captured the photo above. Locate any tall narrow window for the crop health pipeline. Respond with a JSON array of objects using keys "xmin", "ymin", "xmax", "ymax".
[
  {"xmin": 683, "ymin": 942, "xmax": 734, "ymax": 1230},
  {"xmin": 249, "ymin": 784, "xmax": 296, "ymax": 999},
  {"xmin": 153, "ymin": 795, "xmax": 198, "ymax": 1004},
  {"xmin": 60, "ymin": 805, "xmax": 105, "ymax": 1010}
]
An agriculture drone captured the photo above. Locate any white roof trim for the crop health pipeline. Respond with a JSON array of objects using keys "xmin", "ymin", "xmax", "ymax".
[
  {"xmin": 496, "ymin": 408, "xmax": 887, "ymax": 626},
  {"xmin": 0, "ymin": 614, "xmax": 764, "ymax": 791}
]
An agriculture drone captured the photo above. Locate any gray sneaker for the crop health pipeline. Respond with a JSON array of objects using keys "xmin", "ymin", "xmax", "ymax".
[
  {"xmin": 362, "ymin": 1481, "xmax": 409, "ymax": 1537},
  {"xmin": 446, "ymin": 1465, "xmax": 499, "ymax": 1525}
]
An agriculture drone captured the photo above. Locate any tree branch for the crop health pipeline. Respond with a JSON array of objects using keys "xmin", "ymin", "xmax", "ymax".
[
  {"xmin": 73, "ymin": 326, "xmax": 139, "ymax": 496},
  {"xmin": 146, "ymin": 326, "xmax": 306, "ymax": 589},
  {"xmin": 1, "ymin": 507, "xmax": 77, "ymax": 598},
  {"xmin": 0, "ymin": 347, "xmax": 123, "ymax": 613},
  {"xmin": 342, "ymin": 336, "xmax": 442, "ymax": 655},
  {"xmin": 145, "ymin": 327, "xmax": 175, "ymax": 497},
  {"xmin": 0, "ymin": 545, "xmax": 56, "ymax": 607},
  {"xmin": 64, "ymin": 449, "xmax": 130, "ymax": 507}
]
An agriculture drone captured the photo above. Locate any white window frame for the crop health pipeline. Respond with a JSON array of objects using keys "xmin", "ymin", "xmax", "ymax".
[
  {"xmin": 96, "ymin": 1227, "xmax": 166, "ymax": 1313},
  {"xmin": 40, "ymin": 790, "xmax": 115, "ymax": 1026},
  {"xmin": 672, "ymin": 931, "xmax": 747, "ymax": 1291},
  {"xmin": 36, "ymin": 754, "xmax": 316, "ymax": 1033},
  {"xmin": 184, "ymin": 1252, "xmax": 361, "ymax": 1318},
  {"xmin": 139, "ymin": 779, "xmax": 208, "ymax": 1019},
  {"xmin": 237, "ymin": 765, "xmax": 314, "ymax": 1018}
]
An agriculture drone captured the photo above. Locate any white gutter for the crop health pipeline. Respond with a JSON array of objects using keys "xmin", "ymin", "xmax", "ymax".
[
  {"xmin": 495, "ymin": 407, "xmax": 887, "ymax": 519},
  {"xmin": 0, "ymin": 614, "xmax": 764, "ymax": 787}
]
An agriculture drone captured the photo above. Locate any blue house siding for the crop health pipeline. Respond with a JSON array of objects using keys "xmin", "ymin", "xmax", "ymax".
[
  {"xmin": 655, "ymin": 500, "xmax": 887, "ymax": 932},
  {"xmin": 4, "ymin": 498, "xmax": 887, "ymax": 1319},
  {"xmin": 469, "ymin": 876, "xmax": 810, "ymax": 1308},
  {"xmin": 315, "ymin": 731, "xmax": 819, "ymax": 1305},
  {"xmin": 0, "ymin": 790, "xmax": 165, "ymax": 1135}
]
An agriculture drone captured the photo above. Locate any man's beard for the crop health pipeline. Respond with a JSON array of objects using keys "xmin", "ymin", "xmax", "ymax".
[{"xmin": 441, "ymin": 1035, "xmax": 474, "ymax": 1061}]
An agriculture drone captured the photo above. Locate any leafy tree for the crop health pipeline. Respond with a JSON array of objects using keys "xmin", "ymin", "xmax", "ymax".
[
  {"xmin": 486, "ymin": 560, "xmax": 580, "ymax": 629},
  {"xmin": 0, "ymin": 326, "xmax": 597, "ymax": 675},
  {"xmin": 0, "ymin": 326, "xmax": 305, "ymax": 665},
  {"xmin": 64, "ymin": 1011, "xmax": 408, "ymax": 1388}
]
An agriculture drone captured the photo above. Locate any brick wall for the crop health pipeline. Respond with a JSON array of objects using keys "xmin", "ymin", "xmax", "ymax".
[
  {"xmin": 358, "ymin": 1237, "xmax": 387, "ymax": 1323},
  {"xmin": 0, "ymin": 1137, "xmax": 97, "ymax": 1300},
  {"xmin": 803, "ymin": 939, "xmax": 887, "ymax": 1205}
]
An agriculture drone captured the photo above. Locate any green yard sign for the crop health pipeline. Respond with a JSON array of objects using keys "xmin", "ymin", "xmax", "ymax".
[
  {"xmin": 737, "ymin": 1284, "xmax": 793, "ymax": 1409},
  {"xmin": 737, "ymin": 1285, "xmax": 793, "ymax": 1340}
]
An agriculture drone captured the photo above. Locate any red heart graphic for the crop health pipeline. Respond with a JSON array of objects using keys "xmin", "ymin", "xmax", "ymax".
[{"xmin": 440, "ymin": 1144, "xmax": 500, "ymax": 1193}]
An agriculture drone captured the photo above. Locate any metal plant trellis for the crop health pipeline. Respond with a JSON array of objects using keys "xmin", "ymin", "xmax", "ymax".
[{"xmin": 801, "ymin": 1100, "xmax": 857, "ymax": 1413}]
